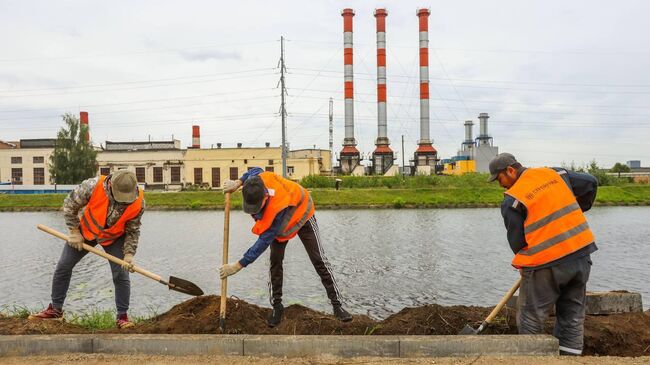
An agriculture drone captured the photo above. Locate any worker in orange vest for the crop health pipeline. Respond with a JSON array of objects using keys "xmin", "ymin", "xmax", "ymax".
[
  {"xmin": 489, "ymin": 153, "xmax": 598, "ymax": 356},
  {"xmin": 220, "ymin": 167, "xmax": 352, "ymax": 327},
  {"xmin": 29, "ymin": 170, "xmax": 144, "ymax": 329}
]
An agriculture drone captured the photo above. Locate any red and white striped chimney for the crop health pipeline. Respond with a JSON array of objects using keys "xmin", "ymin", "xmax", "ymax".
[
  {"xmin": 192, "ymin": 125, "xmax": 200, "ymax": 148},
  {"xmin": 341, "ymin": 8, "xmax": 358, "ymax": 155},
  {"xmin": 415, "ymin": 8, "xmax": 436, "ymax": 156},
  {"xmin": 79, "ymin": 111, "xmax": 90, "ymax": 142},
  {"xmin": 374, "ymin": 8, "xmax": 390, "ymax": 150}
]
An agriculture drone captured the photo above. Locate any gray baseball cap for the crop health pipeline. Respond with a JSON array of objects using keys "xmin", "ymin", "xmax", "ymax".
[
  {"xmin": 487, "ymin": 153, "xmax": 518, "ymax": 182},
  {"xmin": 110, "ymin": 170, "xmax": 139, "ymax": 203},
  {"xmin": 242, "ymin": 176, "xmax": 266, "ymax": 214}
]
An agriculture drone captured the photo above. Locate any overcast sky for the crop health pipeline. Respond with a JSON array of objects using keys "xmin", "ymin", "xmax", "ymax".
[{"xmin": 1, "ymin": 0, "xmax": 649, "ymax": 167}]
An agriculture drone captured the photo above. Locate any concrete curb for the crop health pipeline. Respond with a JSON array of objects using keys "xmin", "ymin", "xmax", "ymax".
[
  {"xmin": 507, "ymin": 291, "xmax": 643, "ymax": 315},
  {"xmin": 0, "ymin": 334, "xmax": 559, "ymax": 357}
]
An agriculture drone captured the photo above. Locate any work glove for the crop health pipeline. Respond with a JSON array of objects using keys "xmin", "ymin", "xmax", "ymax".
[
  {"xmin": 67, "ymin": 228, "xmax": 84, "ymax": 251},
  {"xmin": 122, "ymin": 253, "xmax": 135, "ymax": 273},
  {"xmin": 219, "ymin": 262, "xmax": 243, "ymax": 279},
  {"xmin": 222, "ymin": 179, "xmax": 242, "ymax": 194}
]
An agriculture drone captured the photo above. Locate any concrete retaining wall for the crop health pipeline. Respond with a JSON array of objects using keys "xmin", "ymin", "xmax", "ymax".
[
  {"xmin": 0, "ymin": 334, "xmax": 558, "ymax": 358},
  {"xmin": 507, "ymin": 291, "xmax": 643, "ymax": 314}
]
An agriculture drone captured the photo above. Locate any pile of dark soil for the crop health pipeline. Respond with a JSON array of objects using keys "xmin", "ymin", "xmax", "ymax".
[
  {"xmin": 2, "ymin": 295, "xmax": 649, "ymax": 357},
  {"xmin": 135, "ymin": 295, "xmax": 376, "ymax": 335}
]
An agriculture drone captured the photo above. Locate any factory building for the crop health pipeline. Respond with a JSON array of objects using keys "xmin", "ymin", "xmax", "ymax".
[
  {"xmin": 1, "ymin": 115, "xmax": 334, "ymax": 191},
  {"xmin": 96, "ymin": 140, "xmax": 185, "ymax": 191},
  {"xmin": 0, "ymin": 139, "xmax": 56, "ymax": 185}
]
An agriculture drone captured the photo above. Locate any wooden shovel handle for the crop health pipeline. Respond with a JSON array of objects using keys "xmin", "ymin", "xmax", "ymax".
[
  {"xmin": 220, "ymin": 192, "xmax": 231, "ymax": 319},
  {"xmin": 37, "ymin": 224, "xmax": 162, "ymax": 282},
  {"xmin": 485, "ymin": 276, "xmax": 522, "ymax": 324}
]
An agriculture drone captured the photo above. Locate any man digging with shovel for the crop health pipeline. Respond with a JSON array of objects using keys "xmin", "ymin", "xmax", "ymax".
[
  {"xmin": 219, "ymin": 167, "xmax": 352, "ymax": 327},
  {"xmin": 488, "ymin": 153, "xmax": 598, "ymax": 356},
  {"xmin": 29, "ymin": 170, "xmax": 144, "ymax": 329}
]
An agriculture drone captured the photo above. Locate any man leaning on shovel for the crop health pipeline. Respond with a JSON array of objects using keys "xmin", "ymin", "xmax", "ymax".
[
  {"xmin": 219, "ymin": 167, "xmax": 352, "ymax": 327},
  {"xmin": 488, "ymin": 153, "xmax": 598, "ymax": 356},
  {"xmin": 29, "ymin": 170, "xmax": 144, "ymax": 329}
]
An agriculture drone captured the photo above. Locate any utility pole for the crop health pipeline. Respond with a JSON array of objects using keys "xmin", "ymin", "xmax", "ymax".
[
  {"xmin": 328, "ymin": 97, "xmax": 334, "ymax": 176},
  {"xmin": 279, "ymin": 36, "xmax": 288, "ymax": 178},
  {"xmin": 401, "ymin": 135, "xmax": 405, "ymax": 176}
]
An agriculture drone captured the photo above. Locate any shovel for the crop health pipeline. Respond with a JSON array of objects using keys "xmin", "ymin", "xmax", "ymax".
[
  {"xmin": 219, "ymin": 192, "xmax": 231, "ymax": 332},
  {"xmin": 459, "ymin": 276, "xmax": 521, "ymax": 335},
  {"xmin": 37, "ymin": 224, "xmax": 204, "ymax": 296}
]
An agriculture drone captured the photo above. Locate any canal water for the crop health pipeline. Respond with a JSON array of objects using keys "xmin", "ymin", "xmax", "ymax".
[{"xmin": 1, "ymin": 207, "xmax": 648, "ymax": 319}]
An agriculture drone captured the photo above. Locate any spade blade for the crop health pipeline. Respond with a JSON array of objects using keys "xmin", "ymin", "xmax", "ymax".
[
  {"xmin": 168, "ymin": 276, "xmax": 204, "ymax": 296},
  {"xmin": 459, "ymin": 324, "xmax": 479, "ymax": 335}
]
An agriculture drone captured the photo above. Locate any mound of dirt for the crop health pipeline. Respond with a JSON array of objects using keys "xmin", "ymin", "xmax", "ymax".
[
  {"xmin": 0, "ymin": 316, "xmax": 86, "ymax": 335},
  {"xmin": 135, "ymin": 295, "xmax": 376, "ymax": 335},
  {"xmin": 3, "ymin": 296, "xmax": 650, "ymax": 357}
]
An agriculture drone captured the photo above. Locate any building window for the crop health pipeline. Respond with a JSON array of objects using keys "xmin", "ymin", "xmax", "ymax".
[
  {"xmin": 33, "ymin": 156, "xmax": 44, "ymax": 164},
  {"xmin": 100, "ymin": 167, "xmax": 111, "ymax": 176},
  {"xmin": 244, "ymin": 159, "xmax": 248, "ymax": 164},
  {"xmin": 194, "ymin": 168, "xmax": 203, "ymax": 184},
  {"xmin": 265, "ymin": 166, "xmax": 274, "ymax": 172},
  {"xmin": 11, "ymin": 168, "xmax": 22, "ymax": 185},
  {"xmin": 33, "ymin": 168, "xmax": 45, "ymax": 185},
  {"xmin": 11, "ymin": 157, "xmax": 22, "ymax": 164},
  {"xmin": 287, "ymin": 166, "xmax": 295, "ymax": 175},
  {"xmin": 229, "ymin": 167, "xmax": 238, "ymax": 180},
  {"xmin": 153, "ymin": 167, "xmax": 163, "ymax": 183},
  {"xmin": 211, "ymin": 168, "xmax": 221, "ymax": 188},
  {"xmin": 170, "ymin": 166, "xmax": 181, "ymax": 183},
  {"xmin": 135, "ymin": 167, "xmax": 146, "ymax": 183},
  {"xmin": 268, "ymin": 159, "xmax": 274, "ymax": 165}
]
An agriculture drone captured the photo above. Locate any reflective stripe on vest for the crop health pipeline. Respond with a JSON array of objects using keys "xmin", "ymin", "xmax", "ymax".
[{"xmin": 505, "ymin": 168, "xmax": 594, "ymax": 268}]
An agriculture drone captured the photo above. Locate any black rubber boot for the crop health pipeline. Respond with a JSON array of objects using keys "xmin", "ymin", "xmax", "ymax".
[
  {"xmin": 267, "ymin": 304, "xmax": 284, "ymax": 328},
  {"xmin": 333, "ymin": 305, "xmax": 352, "ymax": 322}
]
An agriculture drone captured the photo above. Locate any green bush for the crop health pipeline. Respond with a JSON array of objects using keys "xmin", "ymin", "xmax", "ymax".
[
  {"xmin": 300, "ymin": 173, "xmax": 491, "ymax": 189},
  {"xmin": 392, "ymin": 197, "xmax": 405, "ymax": 208}
]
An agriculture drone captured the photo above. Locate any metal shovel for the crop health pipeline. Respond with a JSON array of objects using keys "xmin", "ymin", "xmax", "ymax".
[
  {"xmin": 459, "ymin": 277, "xmax": 522, "ymax": 335},
  {"xmin": 37, "ymin": 224, "xmax": 204, "ymax": 296}
]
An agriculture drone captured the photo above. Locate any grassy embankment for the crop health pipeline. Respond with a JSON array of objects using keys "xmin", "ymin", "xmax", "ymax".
[
  {"xmin": 1, "ymin": 174, "xmax": 649, "ymax": 211},
  {"xmin": 0, "ymin": 305, "xmax": 153, "ymax": 330}
]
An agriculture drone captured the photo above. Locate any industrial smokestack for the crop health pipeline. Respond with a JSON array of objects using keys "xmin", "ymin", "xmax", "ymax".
[
  {"xmin": 192, "ymin": 125, "xmax": 200, "ymax": 148},
  {"xmin": 463, "ymin": 120, "xmax": 474, "ymax": 152},
  {"xmin": 80, "ymin": 111, "xmax": 90, "ymax": 142},
  {"xmin": 417, "ymin": 8, "xmax": 431, "ymax": 147},
  {"xmin": 375, "ymin": 8, "xmax": 389, "ymax": 148},
  {"xmin": 477, "ymin": 112, "xmax": 492, "ymax": 146},
  {"xmin": 413, "ymin": 8, "xmax": 437, "ymax": 171},
  {"xmin": 339, "ymin": 8, "xmax": 362, "ymax": 174},
  {"xmin": 464, "ymin": 120, "xmax": 474, "ymax": 143},
  {"xmin": 478, "ymin": 113, "xmax": 489, "ymax": 138},
  {"xmin": 372, "ymin": 8, "xmax": 394, "ymax": 175}
]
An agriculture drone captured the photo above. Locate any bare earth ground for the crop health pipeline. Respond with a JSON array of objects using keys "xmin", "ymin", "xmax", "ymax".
[{"xmin": 1, "ymin": 354, "xmax": 650, "ymax": 365}]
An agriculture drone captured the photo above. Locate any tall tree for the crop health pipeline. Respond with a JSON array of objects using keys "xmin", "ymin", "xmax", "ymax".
[
  {"xmin": 610, "ymin": 162, "xmax": 631, "ymax": 178},
  {"xmin": 49, "ymin": 113, "xmax": 97, "ymax": 184}
]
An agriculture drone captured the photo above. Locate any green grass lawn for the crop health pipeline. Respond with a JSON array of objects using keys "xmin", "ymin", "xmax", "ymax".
[{"xmin": 1, "ymin": 184, "xmax": 649, "ymax": 211}]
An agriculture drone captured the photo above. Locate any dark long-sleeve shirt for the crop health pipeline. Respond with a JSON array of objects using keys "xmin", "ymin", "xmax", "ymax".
[
  {"xmin": 501, "ymin": 168, "xmax": 598, "ymax": 269},
  {"xmin": 237, "ymin": 167, "xmax": 288, "ymax": 267}
]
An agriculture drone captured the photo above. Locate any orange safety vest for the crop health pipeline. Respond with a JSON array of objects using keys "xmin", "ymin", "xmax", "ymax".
[
  {"xmin": 505, "ymin": 167, "xmax": 595, "ymax": 268},
  {"xmin": 251, "ymin": 172, "xmax": 315, "ymax": 242},
  {"xmin": 80, "ymin": 175, "xmax": 144, "ymax": 246}
]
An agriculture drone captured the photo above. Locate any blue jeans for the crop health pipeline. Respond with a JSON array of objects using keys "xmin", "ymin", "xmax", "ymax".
[{"xmin": 50, "ymin": 235, "xmax": 130, "ymax": 314}]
